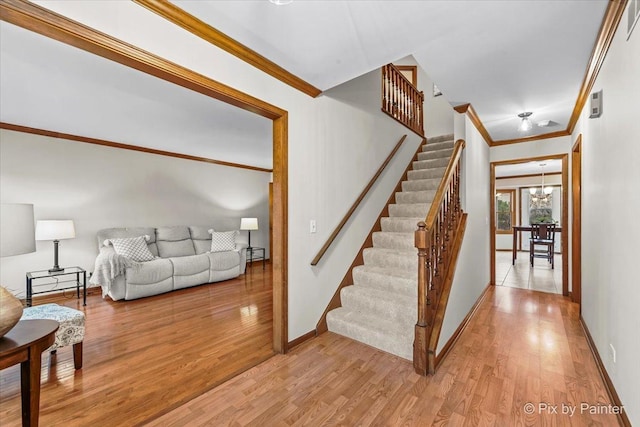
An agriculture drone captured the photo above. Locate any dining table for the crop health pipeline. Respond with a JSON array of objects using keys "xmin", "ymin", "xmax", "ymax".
[{"xmin": 511, "ymin": 225, "xmax": 562, "ymax": 265}]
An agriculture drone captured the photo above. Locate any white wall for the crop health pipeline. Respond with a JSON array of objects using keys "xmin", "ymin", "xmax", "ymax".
[
  {"xmin": 393, "ymin": 56, "xmax": 455, "ymax": 138},
  {"xmin": 438, "ymin": 115, "xmax": 491, "ymax": 354},
  {"xmin": 25, "ymin": 1, "xmax": 423, "ymax": 341},
  {"xmin": 0, "ymin": 129, "xmax": 271, "ymax": 298},
  {"xmin": 571, "ymin": 8, "xmax": 640, "ymax": 423}
]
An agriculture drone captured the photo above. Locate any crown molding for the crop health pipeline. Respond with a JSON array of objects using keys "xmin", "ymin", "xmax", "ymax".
[
  {"xmin": 0, "ymin": 122, "xmax": 273, "ymax": 172},
  {"xmin": 567, "ymin": 0, "xmax": 628, "ymax": 134},
  {"xmin": 491, "ymin": 130, "xmax": 571, "ymax": 146},
  {"xmin": 133, "ymin": 0, "xmax": 322, "ymax": 98}
]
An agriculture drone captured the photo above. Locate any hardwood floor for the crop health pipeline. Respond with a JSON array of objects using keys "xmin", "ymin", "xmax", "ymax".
[
  {"xmin": 0, "ymin": 264, "xmax": 273, "ymax": 426},
  {"xmin": 151, "ymin": 286, "xmax": 621, "ymax": 426}
]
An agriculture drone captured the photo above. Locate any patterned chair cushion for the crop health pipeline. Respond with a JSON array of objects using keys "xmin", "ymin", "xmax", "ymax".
[{"xmin": 21, "ymin": 303, "xmax": 85, "ymax": 351}]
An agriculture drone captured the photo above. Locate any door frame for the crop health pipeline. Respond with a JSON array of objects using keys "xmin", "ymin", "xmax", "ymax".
[
  {"xmin": 572, "ymin": 136, "xmax": 583, "ymax": 308},
  {"xmin": 490, "ymin": 154, "xmax": 569, "ymax": 295}
]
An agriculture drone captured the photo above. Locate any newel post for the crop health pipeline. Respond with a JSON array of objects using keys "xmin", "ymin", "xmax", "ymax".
[{"xmin": 414, "ymin": 221, "xmax": 429, "ymax": 375}]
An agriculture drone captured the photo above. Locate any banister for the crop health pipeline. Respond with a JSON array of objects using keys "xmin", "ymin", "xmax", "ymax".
[
  {"xmin": 414, "ymin": 138, "xmax": 466, "ymax": 376},
  {"xmin": 381, "ymin": 64, "xmax": 424, "ymax": 136},
  {"xmin": 423, "ymin": 139, "xmax": 465, "ymax": 227},
  {"xmin": 310, "ymin": 135, "xmax": 407, "ymax": 266}
]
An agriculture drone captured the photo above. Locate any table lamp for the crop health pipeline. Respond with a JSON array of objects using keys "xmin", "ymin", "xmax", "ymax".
[
  {"xmin": 0, "ymin": 203, "xmax": 36, "ymax": 337},
  {"xmin": 240, "ymin": 218, "xmax": 258, "ymax": 249},
  {"xmin": 35, "ymin": 220, "xmax": 75, "ymax": 273}
]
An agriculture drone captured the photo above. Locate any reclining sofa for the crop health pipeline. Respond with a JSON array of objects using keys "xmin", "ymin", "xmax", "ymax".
[{"xmin": 91, "ymin": 226, "xmax": 247, "ymax": 301}]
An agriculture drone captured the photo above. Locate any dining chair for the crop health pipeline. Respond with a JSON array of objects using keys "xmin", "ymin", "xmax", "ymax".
[{"xmin": 529, "ymin": 223, "xmax": 556, "ymax": 268}]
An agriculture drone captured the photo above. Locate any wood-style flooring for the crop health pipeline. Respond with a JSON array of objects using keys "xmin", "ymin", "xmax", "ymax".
[
  {"xmin": 0, "ymin": 264, "xmax": 273, "ymax": 426},
  {"xmin": 151, "ymin": 286, "xmax": 621, "ymax": 426},
  {"xmin": 2, "ymin": 270, "xmax": 621, "ymax": 426}
]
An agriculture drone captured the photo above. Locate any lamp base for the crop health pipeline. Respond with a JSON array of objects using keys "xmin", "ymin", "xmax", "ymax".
[{"xmin": 48, "ymin": 266, "xmax": 64, "ymax": 273}]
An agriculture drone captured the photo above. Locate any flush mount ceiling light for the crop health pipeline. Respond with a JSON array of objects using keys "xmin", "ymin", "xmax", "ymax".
[
  {"xmin": 518, "ymin": 112, "xmax": 533, "ymax": 132},
  {"xmin": 269, "ymin": 0, "xmax": 293, "ymax": 5}
]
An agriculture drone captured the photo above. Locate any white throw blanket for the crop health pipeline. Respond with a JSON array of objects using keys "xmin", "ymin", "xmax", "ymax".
[{"xmin": 90, "ymin": 250, "xmax": 135, "ymax": 297}]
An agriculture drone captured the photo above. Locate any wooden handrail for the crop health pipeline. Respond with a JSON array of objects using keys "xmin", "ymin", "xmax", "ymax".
[
  {"xmin": 414, "ymin": 138, "xmax": 466, "ymax": 375},
  {"xmin": 423, "ymin": 140, "xmax": 465, "ymax": 227},
  {"xmin": 310, "ymin": 135, "xmax": 407, "ymax": 266},
  {"xmin": 381, "ymin": 64, "xmax": 424, "ymax": 136}
]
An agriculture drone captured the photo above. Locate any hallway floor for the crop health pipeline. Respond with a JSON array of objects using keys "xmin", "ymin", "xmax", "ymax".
[
  {"xmin": 495, "ymin": 250, "xmax": 563, "ymax": 295},
  {"xmin": 148, "ymin": 286, "xmax": 621, "ymax": 426}
]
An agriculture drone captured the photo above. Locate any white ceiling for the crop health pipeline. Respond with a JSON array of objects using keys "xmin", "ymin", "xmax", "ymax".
[
  {"xmin": 0, "ymin": 22, "xmax": 273, "ymax": 169},
  {"xmin": 1, "ymin": 1, "xmax": 610, "ymax": 166},
  {"xmin": 173, "ymin": 0, "xmax": 609, "ymax": 141}
]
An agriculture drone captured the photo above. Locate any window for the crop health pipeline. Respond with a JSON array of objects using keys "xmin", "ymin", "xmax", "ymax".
[{"xmin": 495, "ymin": 189, "xmax": 516, "ymax": 234}]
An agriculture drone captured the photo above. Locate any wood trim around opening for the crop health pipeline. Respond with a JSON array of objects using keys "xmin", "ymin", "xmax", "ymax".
[
  {"xmin": 496, "ymin": 172, "xmax": 562, "ymax": 180},
  {"xmin": 490, "ymin": 153, "xmax": 569, "ymax": 294},
  {"xmin": 572, "ymin": 135, "xmax": 583, "ymax": 308},
  {"xmin": 0, "ymin": 0, "xmax": 288, "ymax": 353},
  {"xmin": 0, "ymin": 122, "xmax": 273, "ymax": 173},
  {"xmin": 133, "ymin": 0, "xmax": 322, "ymax": 98},
  {"xmin": 395, "ymin": 65, "xmax": 418, "ymax": 87}
]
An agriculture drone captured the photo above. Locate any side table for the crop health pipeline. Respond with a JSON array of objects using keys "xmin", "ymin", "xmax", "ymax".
[
  {"xmin": 0, "ymin": 319, "xmax": 59, "ymax": 427},
  {"xmin": 26, "ymin": 266, "xmax": 86, "ymax": 307},
  {"xmin": 246, "ymin": 247, "xmax": 266, "ymax": 270}
]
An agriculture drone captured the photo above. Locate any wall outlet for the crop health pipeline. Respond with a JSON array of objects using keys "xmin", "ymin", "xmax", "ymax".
[
  {"xmin": 310, "ymin": 220, "xmax": 317, "ymax": 233},
  {"xmin": 609, "ymin": 343, "xmax": 616, "ymax": 364}
]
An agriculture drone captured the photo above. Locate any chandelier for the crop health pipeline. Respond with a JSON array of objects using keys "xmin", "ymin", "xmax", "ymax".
[{"xmin": 529, "ymin": 163, "xmax": 553, "ymax": 202}]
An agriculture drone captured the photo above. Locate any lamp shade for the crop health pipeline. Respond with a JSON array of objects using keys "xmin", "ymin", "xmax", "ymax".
[
  {"xmin": 240, "ymin": 218, "xmax": 258, "ymax": 231},
  {"xmin": 35, "ymin": 220, "xmax": 75, "ymax": 241},
  {"xmin": 0, "ymin": 203, "xmax": 36, "ymax": 257}
]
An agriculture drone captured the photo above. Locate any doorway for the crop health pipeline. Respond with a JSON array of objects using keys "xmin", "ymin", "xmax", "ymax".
[{"xmin": 490, "ymin": 154, "xmax": 569, "ymax": 295}]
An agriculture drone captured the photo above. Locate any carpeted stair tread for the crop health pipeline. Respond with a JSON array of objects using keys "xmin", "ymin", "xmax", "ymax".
[
  {"xmin": 402, "ymin": 178, "xmax": 441, "ymax": 192},
  {"xmin": 422, "ymin": 141, "xmax": 454, "ymax": 152},
  {"xmin": 413, "ymin": 157, "xmax": 450, "ymax": 170},
  {"xmin": 352, "ymin": 265, "xmax": 416, "ymax": 297},
  {"xmin": 425, "ymin": 134, "xmax": 454, "ymax": 144},
  {"xmin": 395, "ymin": 190, "xmax": 436, "ymax": 204},
  {"xmin": 388, "ymin": 203, "xmax": 429, "ymax": 218},
  {"xmin": 326, "ymin": 307, "xmax": 413, "ymax": 360},
  {"xmin": 407, "ymin": 167, "xmax": 447, "ymax": 181},
  {"xmin": 340, "ymin": 286, "xmax": 415, "ymax": 324},
  {"xmin": 372, "ymin": 231, "xmax": 415, "ymax": 250},
  {"xmin": 363, "ymin": 247, "xmax": 417, "ymax": 270},
  {"xmin": 417, "ymin": 148, "xmax": 454, "ymax": 161},
  {"xmin": 380, "ymin": 216, "xmax": 424, "ymax": 233}
]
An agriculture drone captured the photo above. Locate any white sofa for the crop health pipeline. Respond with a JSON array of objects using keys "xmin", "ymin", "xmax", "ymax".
[{"xmin": 91, "ymin": 226, "xmax": 247, "ymax": 301}]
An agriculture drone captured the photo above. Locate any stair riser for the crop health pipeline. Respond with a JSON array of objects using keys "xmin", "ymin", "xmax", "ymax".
[
  {"xmin": 413, "ymin": 158, "xmax": 450, "ymax": 170},
  {"xmin": 363, "ymin": 248, "xmax": 416, "ymax": 270},
  {"xmin": 417, "ymin": 149, "xmax": 453, "ymax": 161},
  {"xmin": 401, "ymin": 179, "xmax": 440, "ymax": 192},
  {"xmin": 388, "ymin": 203, "xmax": 428, "ymax": 218},
  {"xmin": 395, "ymin": 191, "xmax": 436, "ymax": 204}
]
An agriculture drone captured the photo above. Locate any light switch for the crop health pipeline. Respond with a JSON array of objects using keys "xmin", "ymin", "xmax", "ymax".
[{"xmin": 310, "ymin": 220, "xmax": 317, "ymax": 233}]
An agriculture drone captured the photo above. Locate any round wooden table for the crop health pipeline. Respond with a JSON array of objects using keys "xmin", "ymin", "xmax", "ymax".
[{"xmin": 0, "ymin": 319, "xmax": 59, "ymax": 427}]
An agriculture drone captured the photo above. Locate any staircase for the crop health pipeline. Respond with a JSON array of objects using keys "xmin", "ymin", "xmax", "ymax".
[{"xmin": 326, "ymin": 134, "xmax": 455, "ymax": 360}]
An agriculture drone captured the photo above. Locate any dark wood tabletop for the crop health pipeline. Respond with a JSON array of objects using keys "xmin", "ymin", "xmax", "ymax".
[{"xmin": 0, "ymin": 319, "xmax": 59, "ymax": 427}]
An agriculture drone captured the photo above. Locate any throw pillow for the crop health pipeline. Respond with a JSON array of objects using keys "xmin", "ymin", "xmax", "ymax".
[
  {"xmin": 107, "ymin": 236, "xmax": 155, "ymax": 262},
  {"xmin": 210, "ymin": 231, "xmax": 238, "ymax": 253}
]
